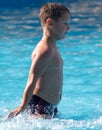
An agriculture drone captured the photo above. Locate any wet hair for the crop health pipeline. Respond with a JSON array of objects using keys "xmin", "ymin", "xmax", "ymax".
[{"xmin": 39, "ymin": 3, "xmax": 70, "ymax": 25}]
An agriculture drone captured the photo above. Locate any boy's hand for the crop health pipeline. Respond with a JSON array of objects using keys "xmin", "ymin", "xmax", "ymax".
[{"xmin": 7, "ymin": 106, "xmax": 23, "ymax": 119}]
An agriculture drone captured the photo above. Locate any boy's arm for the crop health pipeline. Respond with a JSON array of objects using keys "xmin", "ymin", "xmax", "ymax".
[
  {"xmin": 7, "ymin": 50, "xmax": 52, "ymax": 119},
  {"xmin": 21, "ymin": 51, "xmax": 52, "ymax": 108}
]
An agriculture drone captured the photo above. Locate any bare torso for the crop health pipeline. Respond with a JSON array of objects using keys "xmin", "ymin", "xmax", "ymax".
[{"xmin": 32, "ymin": 42, "xmax": 63, "ymax": 105}]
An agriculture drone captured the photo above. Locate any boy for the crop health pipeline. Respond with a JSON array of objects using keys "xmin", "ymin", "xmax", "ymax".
[{"xmin": 7, "ymin": 3, "xmax": 70, "ymax": 119}]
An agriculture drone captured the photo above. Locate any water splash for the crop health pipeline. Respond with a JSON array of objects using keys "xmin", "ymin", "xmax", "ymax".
[{"xmin": 0, "ymin": 112, "xmax": 102, "ymax": 130}]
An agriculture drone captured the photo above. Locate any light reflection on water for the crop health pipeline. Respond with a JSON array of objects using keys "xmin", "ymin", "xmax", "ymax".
[
  {"xmin": 0, "ymin": 8, "xmax": 41, "ymax": 43},
  {"xmin": 0, "ymin": 0, "xmax": 102, "ymax": 130}
]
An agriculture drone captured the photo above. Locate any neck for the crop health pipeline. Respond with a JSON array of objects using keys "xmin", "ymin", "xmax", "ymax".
[{"xmin": 42, "ymin": 28, "xmax": 57, "ymax": 45}]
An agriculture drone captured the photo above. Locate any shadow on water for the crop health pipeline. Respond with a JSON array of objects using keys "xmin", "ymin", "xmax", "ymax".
[{"xmin": 0, "ymin": 0, "xmax": 77, "ymax": 8}]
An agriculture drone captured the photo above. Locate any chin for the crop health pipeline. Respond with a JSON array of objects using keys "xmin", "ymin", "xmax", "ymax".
[
  {"xmin": 58, "ymin": 36, "xmax": 65, "ymax": 40},
  {"xmin": 60, "ymin": 36, "xmax": 65, "ymax": 40}
]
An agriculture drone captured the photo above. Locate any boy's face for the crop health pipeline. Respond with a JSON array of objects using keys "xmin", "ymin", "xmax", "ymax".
[{"xmin": 52, "ymin": 12, "xmax": 70, "ymax": 40}]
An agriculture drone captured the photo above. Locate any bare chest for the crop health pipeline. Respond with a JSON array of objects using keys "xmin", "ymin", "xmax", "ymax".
[{"xmin": 49, "ymin": 51, "xmax": 63, "ymax": 70}]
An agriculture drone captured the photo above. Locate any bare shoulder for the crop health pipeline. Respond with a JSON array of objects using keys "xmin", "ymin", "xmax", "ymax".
[
  {"xmin": 28, "ymin": 42, "xmax": 54, "ymax": 77},
  {"xmin": 32, "ymin": 42, "xmax": 54, "ymax": 61}
]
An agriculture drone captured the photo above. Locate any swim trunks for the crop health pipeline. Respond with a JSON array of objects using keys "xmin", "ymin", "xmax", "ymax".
[{"xmin": 26, "ymin": 95, "xmax": 58, "ymax": 117}]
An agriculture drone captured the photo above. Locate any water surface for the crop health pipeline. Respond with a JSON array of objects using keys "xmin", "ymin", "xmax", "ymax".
[{"xmin": 0, "ymin": 1, "xmax": 102, "ymax": 129}]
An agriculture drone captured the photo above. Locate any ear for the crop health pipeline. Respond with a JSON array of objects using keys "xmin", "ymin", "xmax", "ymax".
[{"xmin": 46, "ymin": 18, "xmax": 53, "ymax": 26}]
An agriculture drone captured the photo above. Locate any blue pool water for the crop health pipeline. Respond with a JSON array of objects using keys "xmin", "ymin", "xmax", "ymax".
[{"xmin": 0, "ymin": 0, "xmax": 102, "ymax": 130}]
